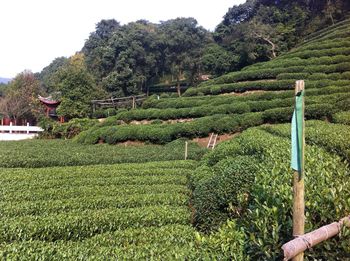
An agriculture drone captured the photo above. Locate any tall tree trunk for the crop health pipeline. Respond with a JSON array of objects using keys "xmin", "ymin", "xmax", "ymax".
[
  {"xmin": 263, "ymin": 37, "xmax": 277, "ymax": 59},
  {"xmin": 327, "ymin": 0, "xmax": 335, "ymax": 25},
  {"xmin": 177, "ymin": 80, "xmax": 181, "ymax": 97},
  {"xmin": 254, "ymin": 31, "xmax": 277, "ymax": 59}
]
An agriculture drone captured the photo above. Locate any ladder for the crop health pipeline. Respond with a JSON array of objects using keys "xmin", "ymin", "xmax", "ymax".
[{"xmin": 207, "ymin": 133, "xmax": 218, "ymax": 150}]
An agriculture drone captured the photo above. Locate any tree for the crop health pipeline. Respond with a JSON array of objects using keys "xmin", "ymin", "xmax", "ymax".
[
  {"xmin": 201, "ymin": 44, "xmax": 239, "ymax": 76},
  {"xmin": 108, "ymin": 21, "xmax": 161, "ymax": 95},
  {"xmin": 52, "ymin": 53, "xmax": 102, "ymax": 119},
  {"xmin": 0, "ymin": 71, "xmax": 42, "ymax": 123},
  {"xmin": 83, "ymin": 19, "xmax": 121, "ymax": 79},
  {"xmin": 159, "ymin": 18, "xmax": 210, "ymax": 96},
  {"xmin": 38, "ymin": 57, "xmax": 68, "ymax": 93},
  {"xmin": 102, "ymin": 64, "xmax": 138, "ymax": 96}
]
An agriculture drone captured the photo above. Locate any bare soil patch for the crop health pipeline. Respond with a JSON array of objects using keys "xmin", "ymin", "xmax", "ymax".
[
  {"xmin": 129, "ymin": 118, "xmax": 194, "ymax": 125},
  {"xmin": 220, "ymin": 89, "xmax": 286, "ymax": 96},
  {"xmin": 193, "ymin": 133, "xmax": 240, "ymax": 148}
]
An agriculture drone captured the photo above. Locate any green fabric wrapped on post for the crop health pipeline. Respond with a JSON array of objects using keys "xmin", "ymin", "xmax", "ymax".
[{"xmin": 291, "ymin": 90, "xmax": 304, "ymax": 173}]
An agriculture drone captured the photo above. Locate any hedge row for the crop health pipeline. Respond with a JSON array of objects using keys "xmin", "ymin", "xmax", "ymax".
[
  {"xmin": 76, "ymin": 94, "xmax": 350, "ymax": 144},
  {"xmin": 302, "ymin": 24, "xmax": 350, "ymax": 45},
  {"xmin": 332, "ymin": 111, "xmax": 350, "ymax": 125},
  {"xmin": 185, "ymin": 80, "xmax": 295, "ymax": 96},
  {"xmin": 93, "ymin": 92, "xmax": 350, "ymax": 123},
  {"xmin": 0, "ymin": 221, "xmax": 246, "ymax": 260},
  {"xmin": 297, "ymin": 37, "xmax": 350, "ymax": 52},
  {"xmin": 303, "ymin": 19, "xmax": 350, "ymax": 42},
  {"xmin": 261, "ymin": 120, "xmax": 350, "ymax": 163},
  {"xmin": 184, "ymin": 79, "xmax": 350, "ymax": 96},
  {"xmin": 277, "ymin": 71, "xmax": 350, "ymax": 81},
  {"xmin": 197, "ymin": 60, "xmax": 350, "ymax": 88},
  {"xmin": 0, "ymin": 139, "xmax": 206, "ymax": 168},
  {"xmin": 144, "ymin": 85, "xmax": 350, "ymax": 109},
  {"xmin": 301, "ymin": 27, "xmax": 350, "ymax": 48},
  {"xmin": 190, "ymin": 125, "xmax": 350, "ymax": 259},
  {"xmin": 247, "ymin": 55, "xmax": 350, "ymax": 72},
  {"xmin": 283, "ymin": 46, "xmax": 350, "ymax": 59}
]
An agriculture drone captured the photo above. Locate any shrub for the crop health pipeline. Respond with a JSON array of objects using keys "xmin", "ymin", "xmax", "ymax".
[
  {"xmin": 192, "ymin": 156, "xmax": 260, "ymax": 231},
  {"xmin": 191, "ymin": 126, "xmax": 350, "ymax": 259},
  {"xmin": 333, "ymin": 111, "xmax": 350, "ymax": 125}
]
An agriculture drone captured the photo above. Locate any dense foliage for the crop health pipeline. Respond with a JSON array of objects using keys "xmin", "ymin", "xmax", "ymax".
[
  {"xmin": 0, "ymin": 160, "xmax": 247, "ymax": 260},
  {"xmin": 0, "ymin": 71, "xmax": 43, "ymax": 123},
  {"xmin": 0, "ymin": 139, "xmax": 206, "ymax": 168},
  {"xmin": 191, "ymin": 122, "xmax": 350, "ymax": 259},
  {"xmin": 75, "ymin": 89, "xmax": 350, "ymax": 144},
  {"xmin": 214, "ymin": 0, "xmax": 350, "ymax": 72},
  {"xmin": 31, "ymin": 0, "xmax": 350, "ymax": 105}
]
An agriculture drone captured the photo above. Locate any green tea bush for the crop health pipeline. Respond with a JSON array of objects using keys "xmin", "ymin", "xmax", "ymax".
[
  {"xmin": 192, "ymin": 156, "xmax": 260, "ymax": 230},
  {"xmin": 333, "ymin": 111, "xmax": 350, "ymax": 125},
  {"xmin": 303, "ymin": 19, "xmax": 350, "ymax": 42},
  {"xmin": 276, "ymin": 73, "xmax": 310, "ymax": 80},
  {"xmin": 76, "ymin": 92, "xmax": 349, "ymax": 145},
  {"xmin": 145, "ymin": 85, "xmax": 350, "ymax": 110},
  {"xmin": 191, "ymin": 126, "xmax": 350, "ymax": 259},
  {"xmin": 0, "ymin": 140, "xmax": 206, "ymax": 168},
  {"xmin": 184, "ymin": 79, "xmax": 350, "ymax": 96},
  {"xmin": 261, "ymin": 121, "xmax": 350, "ymax": 163},
  {"xmin": 48, "ymin": 118, "xmax": 98, "ymax": 139}
]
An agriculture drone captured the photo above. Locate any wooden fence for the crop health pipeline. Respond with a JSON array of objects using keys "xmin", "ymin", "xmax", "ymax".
[{"xmin": 91, "ymin": 94, "xmax": 147, "ymax": 111}]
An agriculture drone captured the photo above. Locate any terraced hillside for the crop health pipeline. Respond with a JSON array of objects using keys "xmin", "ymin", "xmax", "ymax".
[
  {"xmin": 76, "ymin": 19, "xmax": 350, "ymax": 145},
  {"xmin": 185, "ymin": 18, "xmax": 350, "ymax": 96}
]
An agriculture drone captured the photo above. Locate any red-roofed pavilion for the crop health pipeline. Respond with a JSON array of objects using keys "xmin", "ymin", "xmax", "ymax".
[{"xmin": 38, "ymin": 95, "xmax": 64, "ymax": 123}]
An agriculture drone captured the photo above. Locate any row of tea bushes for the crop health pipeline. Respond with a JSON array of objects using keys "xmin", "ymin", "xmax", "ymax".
[
  {"xmin": 332, "ymin": 111, "xmax": 350, "ymax": 125},
  {"xmin": 0, "ymin": 139, "xmax": 206, "ymax": 168},
  {"xmin": 302, "ymin": 19, "xmax": 350, "ymax": 43},
  {"xmin": 144, "ymin": 85, "xmax": 350, "ymax": 109},
  {"xmin": 99, "ymin": 91, "xmax": 350, "ymax": 122},
  {"xmin": 261, "ymin": 120, "xmax": 350, "ymax": 163},
  {"xmin": 0, "ymin": 160, "xmax": 246, "ymax": 260},
  {"xmin": 76, "ymin": 94, "xmax": 350, "ymax": 144},
  {"xmin": 240, "ymin": 55, "xmax": 350, "ymax": 74},
  {"xmin": 193, "ymin": 61, "xmax": 350, "ymax": 87},
  {"xmin": 184, "ymin": 79, "xmax": 350, "ymax": 96},
  {"xmin": 190, "ymin": 124, "xmax": 350, "ymax": 259}
]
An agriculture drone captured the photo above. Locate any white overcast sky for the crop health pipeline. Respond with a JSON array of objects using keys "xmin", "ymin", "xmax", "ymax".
[{"xmin": 0, "ymin": 0, "xmax": 245, "ymax": 78}]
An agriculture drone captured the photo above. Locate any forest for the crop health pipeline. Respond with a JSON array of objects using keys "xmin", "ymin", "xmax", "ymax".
[{"xmin": 0, "ymin": 0, "xmax": 349, "ymax": 121}]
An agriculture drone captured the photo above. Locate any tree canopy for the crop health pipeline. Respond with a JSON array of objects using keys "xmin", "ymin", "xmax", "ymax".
[
  {"xmin": 28, "ymin": 0, "xmax": 350, "ymax": 119},
  {"xmin": 0, "ymin": 71, "xmax": 42, "ymax": 122}
]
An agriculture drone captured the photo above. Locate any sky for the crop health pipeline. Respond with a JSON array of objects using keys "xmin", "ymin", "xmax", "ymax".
[{"xmin": 0, "ymin": 0, "xmax": 246, "ymax": 78}]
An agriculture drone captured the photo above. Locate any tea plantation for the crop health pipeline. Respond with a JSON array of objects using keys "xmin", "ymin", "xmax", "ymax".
[
  {"xmin": 1, "ymin": 19, "xmax": 350, "ymax": 260},
  {"xmin": 75, "ymin": 19, "xmax": 350, "ymax": 144}
]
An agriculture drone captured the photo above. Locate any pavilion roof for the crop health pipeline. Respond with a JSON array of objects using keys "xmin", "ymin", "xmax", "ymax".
[{"xmin": 38, "ymin": 95, "xmax": 61, "ymax": 105}]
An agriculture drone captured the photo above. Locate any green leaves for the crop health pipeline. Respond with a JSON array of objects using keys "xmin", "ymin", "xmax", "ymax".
[
  {"xmin": 0, "ymin": 140, "xmax": 205, "ymax": 168},
  {"xmin": 191, "ymin": 124, "xmax": 350, "ymax": 259}
]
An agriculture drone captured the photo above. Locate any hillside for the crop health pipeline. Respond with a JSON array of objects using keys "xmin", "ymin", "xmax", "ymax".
[
  {"xmin": 75, "ymin": 18, "xmax": 350, "ymax": 145},
  {"xmin": 2, "ymin": 17, "xmax": 350, "ymax": 261},
  {"xmin": 2, "ymin": 121, "xmax": 349, "ymax": 259},
  {"xmin": 185, "ymin": 18, "xmax": 350, "ymax": 96}
]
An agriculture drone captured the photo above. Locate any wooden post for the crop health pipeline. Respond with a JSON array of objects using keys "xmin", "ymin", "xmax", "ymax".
[
  {"xmin": 185, "ymin": 141, "xmax": 188, "ymax": 160},
  {"xmin": 292, "ymin": 80, "xmax": 305, "ymax": 261},
  {"xmin": 132, "ymin": 96, "xmax": 136, "ymax": 109}
]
